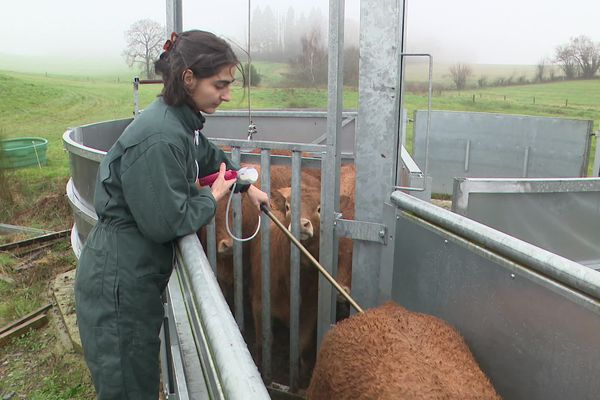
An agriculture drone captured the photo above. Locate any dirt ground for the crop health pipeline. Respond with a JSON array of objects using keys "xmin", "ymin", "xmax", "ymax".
[{"xmin": 0, "ymin": 184, "xmax": 97, "ymax": 399}]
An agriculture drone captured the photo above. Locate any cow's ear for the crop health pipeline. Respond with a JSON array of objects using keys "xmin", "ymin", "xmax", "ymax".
[
  {"xmin": 278, "ymin": 187, "xmax": 292, "ymax": 200},
  {"xmin": 271, "ymin": 189, "xmax": 286, "ymax": 212}
]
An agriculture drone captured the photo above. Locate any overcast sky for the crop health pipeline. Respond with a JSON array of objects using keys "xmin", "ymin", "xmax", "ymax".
[{"xmin": 1, "ymin": 0, "xmax": 599, "ymax": 65}]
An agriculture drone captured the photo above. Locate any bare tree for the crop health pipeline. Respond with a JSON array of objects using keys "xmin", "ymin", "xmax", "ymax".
[
  {"xmin": 571, "ymin": 35, "xmax": 600, "ymax": 79},
  {"xmin": 477, "ymin": 75, "xmax": 488, "ymax": 88},
  {"xmin": 554, "ymin": 36, "xmax": 600, "ymax": 79},
  {"xmin": 123, "ymin": 19, "xmax": 164, "ymax": 79},
  {"xmin": 449, "ymin": 63, "xmax": 472, "ymax": 90},
  {"xmin": 535, "ymin": 58, "xmax": 547, "ymax": 82},
  {"xmin": 343, "ymin": 46, "xmax": 360, "ymax": 87},
  {"xmin": 554, "ymin": 43, "xmax": 578, "ymax": 79},
  {"xmin": 287, "ymin": 26, "xmax": 327, "ymax": 86}
]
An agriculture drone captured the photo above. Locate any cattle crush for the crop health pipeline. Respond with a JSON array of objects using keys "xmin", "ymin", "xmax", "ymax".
[{"xmin": 63, "ymin": 0, "xmax": 600, "ymax": 399}]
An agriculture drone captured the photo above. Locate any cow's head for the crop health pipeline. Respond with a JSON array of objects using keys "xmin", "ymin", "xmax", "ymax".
[{"xmin": 274, "ymin": 186, "xmax": 321, "ymax": 242}]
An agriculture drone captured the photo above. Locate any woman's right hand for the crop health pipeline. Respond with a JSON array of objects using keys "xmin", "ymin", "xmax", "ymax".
[{"xmin": 208, "ymin": 163, "xmax": 236, "ymax": 202}]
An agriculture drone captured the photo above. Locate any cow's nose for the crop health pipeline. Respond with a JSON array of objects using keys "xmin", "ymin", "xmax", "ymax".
[
  {"xmin": 218, "ymin": 238, "xmax": 233, "ymax": 255},
  {"xmin": 300, "ymin": 218, "xmax": 314, "ymax": 240}
]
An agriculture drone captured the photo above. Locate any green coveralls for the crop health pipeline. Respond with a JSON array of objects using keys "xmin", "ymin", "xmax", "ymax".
[{"xmin": 74, "ymin": 98, "xmax": 241, "ymax": 399}]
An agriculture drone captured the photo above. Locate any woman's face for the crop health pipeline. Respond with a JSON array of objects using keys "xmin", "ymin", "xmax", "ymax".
[{"xmin": 184, "ymin": 64, "xmax": 236, "ymax": 114}]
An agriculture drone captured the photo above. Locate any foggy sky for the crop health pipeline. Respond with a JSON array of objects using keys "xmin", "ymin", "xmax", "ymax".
[{"xmin": 1, "ymin": 0, "xmax": 599, "ymax": 65}]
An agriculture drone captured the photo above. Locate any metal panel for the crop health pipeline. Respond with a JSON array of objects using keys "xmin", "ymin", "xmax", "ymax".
[
  {"xmin": 74, "ymin": 119, "xmax": 133, "ymax": 152},
  {"xmin": 392, "ymin": 191, "xmax": 600, "ymax": 299},
  {"xmin": 65, "ymin": 178, "xmax": 96, "ymax": 246},
  {"xmin": 413, "ymin": 111, "xmax": 593, "ymax": 195},
  {"xmin": 353, "ymin": 0, "xmax": 404, "ymax": 309},
  {"xmin": 203, "ymin": 111, "xmax": 356, "ymax": 154},
  {"xmin": 452, "ymin": 177, "xmax": 600, "ymax": 269},
  {"xmin": 390, "ymin": 195, "xmax": 600, "ymax": 400}
]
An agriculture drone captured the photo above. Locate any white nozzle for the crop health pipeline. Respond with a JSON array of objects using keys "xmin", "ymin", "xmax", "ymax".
[{"xmin": 237, "ymin": 167, "xmax": 258, "ymax": 185}]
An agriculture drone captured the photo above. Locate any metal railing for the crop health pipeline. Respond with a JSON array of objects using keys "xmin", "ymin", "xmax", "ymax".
[{"xmin": 161, "ymin": 234, "xmax": 270, "ymax": 399}]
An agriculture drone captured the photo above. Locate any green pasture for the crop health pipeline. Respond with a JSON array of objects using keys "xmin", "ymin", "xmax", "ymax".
[
  {"xmin": 0, "ymin": 64, "xmax": 599, "ymax": 188},
  {"xmin": 403, "ymin": 62, "xmax": 542, "ymax": 86},
  {"xmin": 0, "ymin": 58, "xmax": 599, "ymax": 399}
]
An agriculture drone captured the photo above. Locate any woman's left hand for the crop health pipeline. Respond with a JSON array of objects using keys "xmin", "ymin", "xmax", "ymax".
[{"xmin": 246, "ymin": 185, "xmax": 269, "ymax": 211}]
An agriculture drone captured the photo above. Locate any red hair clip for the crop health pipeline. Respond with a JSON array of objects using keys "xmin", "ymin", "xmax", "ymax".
[{"xmin": 163, "ymin": 32, "xmax": 178, "ymax": 52}]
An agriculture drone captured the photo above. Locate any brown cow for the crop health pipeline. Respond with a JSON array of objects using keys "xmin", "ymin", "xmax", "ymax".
[
  {"xmin": 249, "ymin": 183, "xmax": 323, "ymax": 383},
  {"xmin": 307, "ymin": 301, "xmax": 501, "ymax": 400},
  {"xmin": 197, "ymin": 194, "xmax": 258, "ymax": 306},
  {"xmin": 199, "ymin": 164, "xmax": 321, "ymax": 307}
]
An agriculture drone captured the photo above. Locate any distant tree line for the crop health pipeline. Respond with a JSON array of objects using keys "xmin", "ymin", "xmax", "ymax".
[
  {"xmin": 122, "ymin": 9, "xmax": 361, "ymax": 87},
  {"xmin": 251, "ymin": 5, "xmax": 359, "ymax": 87},
  {"xmin": 446, "ymin": 35, "xmax": 600, "ymax": 91},
  {"xmin": 250, "ymin": 6, "xmax": 327, "ymax": 62}
]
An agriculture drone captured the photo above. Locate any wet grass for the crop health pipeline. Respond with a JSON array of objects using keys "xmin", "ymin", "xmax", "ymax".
[{"xmin": 0, "ymin": 65, "xmax": 598, "ymax": 398}]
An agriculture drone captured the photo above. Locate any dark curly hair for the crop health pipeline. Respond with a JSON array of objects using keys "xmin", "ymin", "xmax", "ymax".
[{"xmin": 154, "ymin": 30, "xmax": 240, "ymax": 108}]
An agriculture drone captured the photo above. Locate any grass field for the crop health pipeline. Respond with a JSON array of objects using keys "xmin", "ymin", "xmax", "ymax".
[
  {"xmin": 0, "ymin": 61, "xmax": 599, "ymax": 398},
  {"xmin": 0, "ymin": 65, "xmax": 598, "ymax": 224}
]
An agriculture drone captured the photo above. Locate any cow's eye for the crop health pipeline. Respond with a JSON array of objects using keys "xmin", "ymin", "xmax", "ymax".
[
  {"xmin": 316, "ymin": 205, "xmax": 321, "ymax": 215},
  {"xmin": 285, "ymin": 202, "xmax": 290, "ymax": 213}
]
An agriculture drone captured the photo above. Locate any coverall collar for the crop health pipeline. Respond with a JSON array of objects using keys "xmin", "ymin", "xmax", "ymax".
[{"xmin": 163, "ymin": 97, "xmax": 206, "ymax": 134}]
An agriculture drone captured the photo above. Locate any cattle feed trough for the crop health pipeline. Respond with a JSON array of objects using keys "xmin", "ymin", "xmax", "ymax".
[{"xmin": 63, "ymin": 0, "xmax": 600, "ymax": 398}]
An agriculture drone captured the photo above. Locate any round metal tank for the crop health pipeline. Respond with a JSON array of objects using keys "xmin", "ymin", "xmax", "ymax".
[{"xmin": 63, "ymin": 118, "xmax": 133, "ymax": 256}]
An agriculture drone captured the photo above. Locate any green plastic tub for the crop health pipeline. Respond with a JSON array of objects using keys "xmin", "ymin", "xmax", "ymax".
[{"xmin": 0, "ymin": 137, "xmax": 48, "ymax": 169}]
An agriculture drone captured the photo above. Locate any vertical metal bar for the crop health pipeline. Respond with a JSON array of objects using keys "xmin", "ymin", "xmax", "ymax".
[
  {"xmin": 206, "ymin": 217, "xmax": 217, "ymax": 273},
  {"xmin": 231, "ymin": 147, "xmax": 244, "ymax": 330},
  {"xmin": 260, "ymin": 149, "xmax": 272, "ymax": 383},
  {"xmin": 378, "ymin": 203, "xmax": 398, "ymax": 303},
  {"xmin": 523, "ymin": 146, "xmax": 530, "ymax": 177},
  {"xmin": 159, "ymin": 315, "xmax": 172, "ymax": 397},
  {"xmin": 424, "ymin": 54, "xmax": 433, "ymax": 181},
  {"xmin": 289, "ymin": 151, "xmax": 302, "ymax": 391},
  {"xmin": 401, "ymin": 109, "xmax": 408, "ymax": 148},
  {"xmin": 354, "ymin": 0, "xmax": 403, "ymax": 309},
  {"xmin": 394, "ymin": 0, "xmax": 408, "ymax": 185},
  {"xmin": 166, "ymin": 0, "xmax": 183, "ymax": 35},
  {"xmin": 594, "ymin": 132, "xmax": 600, "ymax": 177},
  {"xmin": 465, "ymin": 139, "xmax": 471, "ymax": 172},
  {"xmin": 317, "ymin": 0, "xmax": 344, "ymax": 350},
  {"xmin": 582, "ymin": 121, "xmax": 593, "ymax": 176},
  {"xmin": 133, "ymin": 77, "xmax": 140, "ymax": 117}
]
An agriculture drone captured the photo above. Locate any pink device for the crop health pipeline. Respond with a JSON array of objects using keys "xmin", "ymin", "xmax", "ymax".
[{"xmin": 198, "ymin": 169, "xmax": 238, "ymax": 187}]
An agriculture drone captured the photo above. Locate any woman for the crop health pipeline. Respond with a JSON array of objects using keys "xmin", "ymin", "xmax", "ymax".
[{"xmin": 75, "ymin": 30, "xmax": 269, "ymax": 399}]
